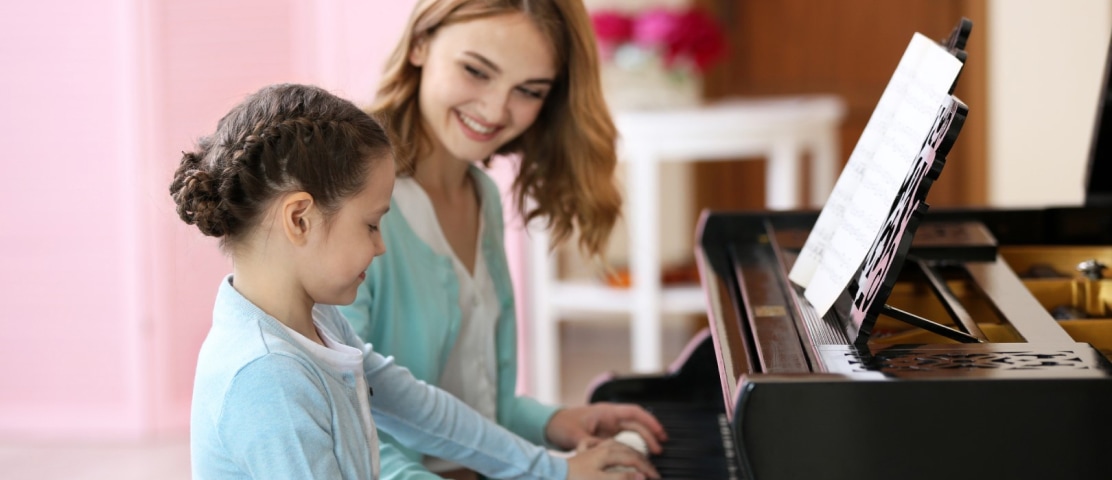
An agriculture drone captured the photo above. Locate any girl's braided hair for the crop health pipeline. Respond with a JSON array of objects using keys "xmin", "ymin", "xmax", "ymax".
[{"xmin": 170, "ymin": 84, "xmax": 392, "ymax": 247}]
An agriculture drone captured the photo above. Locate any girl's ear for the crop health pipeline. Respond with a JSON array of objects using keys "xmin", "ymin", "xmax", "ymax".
[
  {"xmin": 409, "ymin": 35, "xmax": 430, "ymax": 67},
  {"xmin": 281, "ymin": 192, "xmax": 316, "ymax": 246}
]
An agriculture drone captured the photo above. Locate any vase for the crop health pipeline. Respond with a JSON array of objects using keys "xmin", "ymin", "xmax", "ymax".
[{"xmin": 600, "ymin": 51, "xmax": 703, "ymax": 111}]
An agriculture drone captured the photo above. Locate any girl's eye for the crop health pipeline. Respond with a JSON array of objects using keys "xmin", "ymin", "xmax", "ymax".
[{"xmin": 464, "ymin": 64, "xmax": 488, "ymax": 80}]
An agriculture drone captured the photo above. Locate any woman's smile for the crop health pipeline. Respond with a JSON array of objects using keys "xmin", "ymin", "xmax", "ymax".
[{"xmin": 455, "ymin": 109, "xmax": 501, "ymax": 140}]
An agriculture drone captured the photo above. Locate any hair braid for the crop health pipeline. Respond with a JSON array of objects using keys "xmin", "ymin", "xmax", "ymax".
[{"xmin": 169, "ymin": 84, "xmax": 393, "ymax": 248}]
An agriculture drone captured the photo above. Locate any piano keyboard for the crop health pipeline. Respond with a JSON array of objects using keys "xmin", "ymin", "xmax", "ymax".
[{"xmin": 644, "ymin": 402, "xmax": 742, "ymax": 480}]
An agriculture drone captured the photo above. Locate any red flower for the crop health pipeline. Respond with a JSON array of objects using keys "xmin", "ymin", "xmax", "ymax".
[
  {"xmin": 614, "ymin": 7, "xmax": 726, "ymax": 72},
  {"xmin": 591, "ymin": 11, "xmax": 634, "ymax": 48},
  {"xmin": 659, "ymin": 10, "xmax": 727, "ymax": 71}
]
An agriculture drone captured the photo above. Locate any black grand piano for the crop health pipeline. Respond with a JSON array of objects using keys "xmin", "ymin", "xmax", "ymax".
[{"xmin": 589, "ymin": 19, "xmax": 1112, "ymax": 480}]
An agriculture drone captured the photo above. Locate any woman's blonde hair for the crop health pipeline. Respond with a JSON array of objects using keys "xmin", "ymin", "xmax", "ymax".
[{"xmin": 372, "ymin": 0, "xmax": 620, "ymax": 257}]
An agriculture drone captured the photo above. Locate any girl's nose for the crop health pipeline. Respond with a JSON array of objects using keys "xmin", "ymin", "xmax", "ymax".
[{"xmin": 374, "ymin": 236, "xmax": 387, "ymax": 257}]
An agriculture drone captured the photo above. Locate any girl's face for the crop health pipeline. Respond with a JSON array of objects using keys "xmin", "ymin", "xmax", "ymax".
[
  {"xmin": 300, "ymin": 157, "xmax": 395, "ymax": 306},
  {"xmin": 410, "ymin": 12, "xmax": 557, "ymax": 162}
]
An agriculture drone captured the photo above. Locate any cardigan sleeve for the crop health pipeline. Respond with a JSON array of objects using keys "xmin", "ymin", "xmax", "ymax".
[
  {"xmin": 498, "ymin": 394, "xmax": 561, "ymax": 447},
  {"xmin": 216, "ymin": 354, "xmax": 347, "ymax": 479},
  {"xmin": 377, "ymin": 436, "xmax": 445, "ymax": 480},
  {"xmin": 326, "ymin": 306, "xmax": 568, "ymax": 480}
]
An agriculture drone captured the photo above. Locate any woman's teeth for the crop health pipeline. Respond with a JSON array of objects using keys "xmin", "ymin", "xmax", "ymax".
[{"xmin": 460, "ymin": 112, "xmax": 495, "ymax": 135}]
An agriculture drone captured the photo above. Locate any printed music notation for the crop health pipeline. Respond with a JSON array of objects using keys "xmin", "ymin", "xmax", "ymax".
[{"xmin": 789, "ymin": 33, "xmax": 963, "ymax": 316}]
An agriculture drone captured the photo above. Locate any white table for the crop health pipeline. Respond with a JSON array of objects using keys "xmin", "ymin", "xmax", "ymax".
[{"xmin": 528, "ymin": 95, "xmax": 847, "ymax": 404}]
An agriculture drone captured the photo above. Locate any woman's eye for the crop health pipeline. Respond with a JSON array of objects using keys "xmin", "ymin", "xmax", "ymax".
[
  {"xmin": 464, "ymin": 64, "xmax": 488, "ymax": 80},
  {"xmin": 517, "ymin": 87, "xmax": 546, "ymax": 100}
]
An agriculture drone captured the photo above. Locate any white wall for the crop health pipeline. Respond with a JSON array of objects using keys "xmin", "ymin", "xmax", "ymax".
[{"xmin": 987, "ymin": 0, "xmax": 1112, "ymax": 206}]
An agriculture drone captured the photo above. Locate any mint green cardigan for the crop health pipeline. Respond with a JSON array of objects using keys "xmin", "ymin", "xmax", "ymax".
[{"xmin": 339, "ymin": 166, "xmax": 560, "ymax": 480}]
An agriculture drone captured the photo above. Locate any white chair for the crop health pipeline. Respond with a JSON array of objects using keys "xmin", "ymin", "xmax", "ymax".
[{"xmin": 528, "ymin": 95, "xmax": 847, "ymax": 404}]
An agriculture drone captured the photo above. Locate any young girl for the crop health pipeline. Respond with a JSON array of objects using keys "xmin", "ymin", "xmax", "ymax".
[
  {"xmin": 173, "ymin": 83, "xmax": 656, "ymax": 479},
  {"xmin": 339, "ymin": 1, "xmax": 667, "ymax": 478}
]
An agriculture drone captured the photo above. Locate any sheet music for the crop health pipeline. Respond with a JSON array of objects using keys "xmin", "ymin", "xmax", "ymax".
[{"xmin": 788, "ymin": 33, "xmax": 962, "ymax": 316}]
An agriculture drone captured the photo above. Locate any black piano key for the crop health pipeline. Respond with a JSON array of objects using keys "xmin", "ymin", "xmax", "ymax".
[{"xmin": 639, "ymin": 402, "xmax": 743, "ymax": 480}]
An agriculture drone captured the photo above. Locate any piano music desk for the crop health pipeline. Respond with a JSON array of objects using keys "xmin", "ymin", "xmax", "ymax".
[{"xmin": 528, "ymin": 95, "xmax": 847, "ymax": 404}]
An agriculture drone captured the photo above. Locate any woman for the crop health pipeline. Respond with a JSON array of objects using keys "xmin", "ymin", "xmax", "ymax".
[{"xmin": 339, "ymin": 1, "xmax": 666, "ymax": 478}]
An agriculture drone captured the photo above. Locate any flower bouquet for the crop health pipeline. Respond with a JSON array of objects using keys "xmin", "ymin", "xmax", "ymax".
[{"xmin": 591, "ymin": 7, "xmax": 727, "ymax": 109}]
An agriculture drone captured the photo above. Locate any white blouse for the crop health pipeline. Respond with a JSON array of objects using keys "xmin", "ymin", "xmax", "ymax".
[{"xmin": 393, "ymin": 175, "xmax": 500, "ymax": 473}]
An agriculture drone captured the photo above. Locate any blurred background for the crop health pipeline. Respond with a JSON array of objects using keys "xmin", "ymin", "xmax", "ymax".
[{"xmin": 1, "ymin": 0, "xmax": 1109, "ymax": 478}]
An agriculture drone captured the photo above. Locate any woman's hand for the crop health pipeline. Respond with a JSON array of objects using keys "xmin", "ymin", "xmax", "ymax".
[
  {"xmin": 545, "ymin": 403, "xmax": 667, "ymax": 454},
  {"xmin": 566, "ymin": 438, "xmax": 659, "ymax": 480}
]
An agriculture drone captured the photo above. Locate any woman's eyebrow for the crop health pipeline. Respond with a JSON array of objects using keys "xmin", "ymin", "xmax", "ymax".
[
  {"xmin": 464, "ymin": 51, "xmax": 554, "ymax": 85},
  {"xmin": 464, "ymin": 51, "xmax": 502, "ymax": 73}
]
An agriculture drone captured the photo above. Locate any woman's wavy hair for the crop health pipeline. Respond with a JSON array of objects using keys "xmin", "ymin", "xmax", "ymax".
[
  {"xmin": 169, "ymin": 84, "xmax": 392, "ymax": 250},
  {"xmin": 372, "ymin": 0, "xmax": 620, "ymax": 257}
]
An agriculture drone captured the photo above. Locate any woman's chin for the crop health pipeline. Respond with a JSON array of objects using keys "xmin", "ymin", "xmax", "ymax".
[{"xmin": 450, "ymin": 148, "xmax": 496, "ymax": 163}]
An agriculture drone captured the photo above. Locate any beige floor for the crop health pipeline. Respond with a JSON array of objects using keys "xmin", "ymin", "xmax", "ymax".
[{"xmin": 0, "ymin": 318, "xmax": 701, "ymax": 480}]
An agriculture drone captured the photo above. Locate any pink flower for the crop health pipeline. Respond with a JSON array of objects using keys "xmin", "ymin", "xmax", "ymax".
[
  {"xmin": 631, "ymin": 9, "xmax": 679, "ymax": 48},
  {"xmin": 629, "ymin": 8, "xmax": 726, "ymax": 72},
  {"xmin": 592, "ymin": 7, "xmax": 727, "ymax": 72}
]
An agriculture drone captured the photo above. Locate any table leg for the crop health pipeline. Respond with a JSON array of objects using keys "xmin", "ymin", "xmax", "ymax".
[
  {"xmin": 528, "ymin": 221, "xmax": 560, "ymax": 404},
  {"xmin": 629, "ymin": 152, "xmax": 663, "ymax": 373},
  {"xmin": 810, "ymin": 128, "xmax": 840, "ymax": 207},
  {"xmin": 767, "ymin": 139, "xmax": 801, "ymax": 209}
]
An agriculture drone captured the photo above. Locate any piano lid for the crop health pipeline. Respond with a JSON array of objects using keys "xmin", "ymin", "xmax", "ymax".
[{"xmin": 1085, "ymin": 27, "xmax": 1112, "ymax": 207}]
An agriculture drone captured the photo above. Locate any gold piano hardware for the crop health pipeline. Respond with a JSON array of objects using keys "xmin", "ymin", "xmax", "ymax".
[
  {"xmin": 874, "ymin": 245, "xmax": 1112, "ymax": 356},
  {"xmin": 754, "ymin": 305, "xmax": 787, "ymax": 317}
]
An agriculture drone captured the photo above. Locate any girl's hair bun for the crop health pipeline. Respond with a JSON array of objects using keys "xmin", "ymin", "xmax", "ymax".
[
  {"xmin": 169, "ymin": 84, "xmax": 391, "ymax": 246},
  {"xmin": 170, "ymin": 150, "xmax": 230, "ymax": 238}
]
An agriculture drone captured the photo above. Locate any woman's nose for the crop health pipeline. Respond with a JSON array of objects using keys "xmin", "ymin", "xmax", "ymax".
[{"xmin": 476, "ymin": 88, "xmax": 510, "ymax": 124}]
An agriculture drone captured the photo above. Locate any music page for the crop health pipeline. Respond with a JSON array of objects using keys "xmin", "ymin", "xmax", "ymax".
[{"xmin": 788, "ymin": 33, "xmax": 962, "ymax": 316}]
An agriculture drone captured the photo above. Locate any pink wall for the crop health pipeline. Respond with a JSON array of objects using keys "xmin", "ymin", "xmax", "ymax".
[
  {"xmin": 0, "ymin": 0, "xmax": 418, "ymax": 440},
  {"xmin": 0, "ymin": 0, "xmax": 141, "ymax": 438}
]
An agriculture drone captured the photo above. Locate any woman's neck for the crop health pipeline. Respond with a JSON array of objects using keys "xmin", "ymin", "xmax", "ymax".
[
  {"xmin": 413, "ymin": 144, "xmax": 473, "ymax": 195},
  {"xmin": 411, "ymin": 143, "xmax": 484, "ymax": 274},
  {"xmin": 231, "ymin": 252, "xmax": 322, "ymax": 345}
]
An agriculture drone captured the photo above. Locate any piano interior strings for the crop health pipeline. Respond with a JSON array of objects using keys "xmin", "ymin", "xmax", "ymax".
[{"xmin": 590, "ymin": 17, "xmax": 1112, "ymax": 480}]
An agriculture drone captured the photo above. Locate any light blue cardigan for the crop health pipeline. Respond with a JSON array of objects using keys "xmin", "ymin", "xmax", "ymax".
[
  {"xmin": 339, "ymin": 167, "xmax": 560, "ymax": 479},
  {"xmin": 191, "ymin": 276, "xmax": 566, "ymax": 480}
]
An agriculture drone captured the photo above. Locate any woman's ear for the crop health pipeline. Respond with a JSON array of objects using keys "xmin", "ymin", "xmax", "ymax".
[
  {"xmin": 409, "ymin": 35, "xmax": 430, "ymax": 67},
  {"xmin": 281, "ymin": 192, "xmax": 316, "ymax": 246}
]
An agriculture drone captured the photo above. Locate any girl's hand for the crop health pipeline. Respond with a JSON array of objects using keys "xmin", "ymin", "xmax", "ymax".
[
  {"xmin": 566, "ymin": 438, "xmax": 659, "ymax": 480},
  {"xmin": 546, "ymin": 403, "xmax": 667, "ymax": 454}
]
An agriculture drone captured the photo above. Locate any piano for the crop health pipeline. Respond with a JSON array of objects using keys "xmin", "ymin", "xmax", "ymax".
[{"xmin": 588, "ymin": 18, "xmax": 1112, "ymax": 480}]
